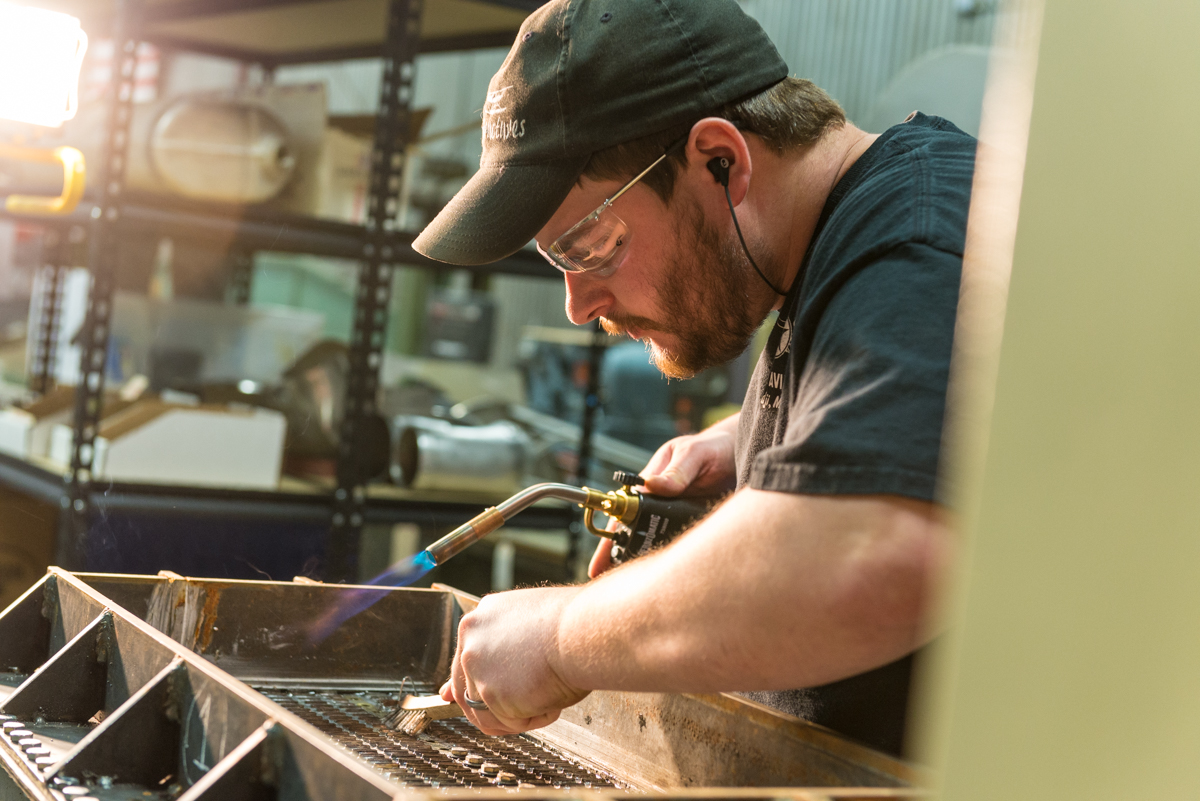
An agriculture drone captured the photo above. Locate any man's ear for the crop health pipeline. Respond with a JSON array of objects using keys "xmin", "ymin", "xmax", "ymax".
[{"xmin": 687, "ymin": 117, "xmax": 752, "ymax": 206}]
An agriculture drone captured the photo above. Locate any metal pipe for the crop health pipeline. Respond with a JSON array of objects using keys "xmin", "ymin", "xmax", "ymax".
[
  {"xmin": 425, "ymin": 483, "xmax": 600, "ymax": 565},
  {"xmin": 394, "ymin": 419, "xmax": 529, "ymax": 495}
]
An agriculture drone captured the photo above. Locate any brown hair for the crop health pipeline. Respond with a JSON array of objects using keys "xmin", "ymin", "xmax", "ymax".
[{"xmin": 581, "ymin": 77, "xmax": 846, "ymax": 203}]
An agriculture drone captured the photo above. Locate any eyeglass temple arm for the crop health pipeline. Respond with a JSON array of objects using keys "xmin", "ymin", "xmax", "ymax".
[{"xmin": 606, "ymin": 135, "xmax": 689, "ymax": 206}]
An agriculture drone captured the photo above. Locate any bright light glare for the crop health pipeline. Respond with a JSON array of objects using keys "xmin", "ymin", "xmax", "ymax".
[{"xmin": 0, "ymin": 2, "xmax": 88, "ymax": 127}]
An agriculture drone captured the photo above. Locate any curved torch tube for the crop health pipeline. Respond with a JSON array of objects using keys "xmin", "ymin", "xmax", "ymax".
[
  {"xmin": 0, "ymin": 144, "xmax": 86, "ymax": 216},
  {"xmin": 426, "ymin": 483, "xmax": 607, "ymax": 565}
]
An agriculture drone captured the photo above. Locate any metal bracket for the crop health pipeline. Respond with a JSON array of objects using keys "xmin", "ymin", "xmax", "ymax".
[
  {"xmin": 28, "ymin": 232, "xmax": 67, "ymax": 396},
  {"xmin": 328, "ymin": 0, "xmax": 424, "ymax": 581},
  {"xmin": 60, "ymin": 0, "xmax": 142, "ymax": 568},
  {"xmin": 227, "ymin": 247, "xmax": 255, "ymax": 306}
]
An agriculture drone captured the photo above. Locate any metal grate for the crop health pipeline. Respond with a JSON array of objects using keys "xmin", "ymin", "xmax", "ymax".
[{"xmin": 262, "ymin": 689, "xmax": 632, "ymax": 791}]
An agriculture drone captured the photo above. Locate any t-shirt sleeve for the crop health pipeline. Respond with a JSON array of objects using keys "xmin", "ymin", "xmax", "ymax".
[{"xmin": 748, "ymin": 242, "xmax": 961, "ymax": 502}]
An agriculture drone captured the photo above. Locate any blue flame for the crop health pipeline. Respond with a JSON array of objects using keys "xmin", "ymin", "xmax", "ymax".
[
  {"xmin": 368, "ymin": 549, "xmax": 437, "ymax": 587},
  {"xmin": 304, "ymin": 550, "xmax": 438, "ymax": 646}
]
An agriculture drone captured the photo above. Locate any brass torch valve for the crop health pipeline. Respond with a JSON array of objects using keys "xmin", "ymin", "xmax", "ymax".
[
  {"xmin": 581, "ymin": 472, "xmax": 720, "ymax": 564},
  {"xmin": 580, "ymin": 471, "xmax": 644, "ymax": 538}
]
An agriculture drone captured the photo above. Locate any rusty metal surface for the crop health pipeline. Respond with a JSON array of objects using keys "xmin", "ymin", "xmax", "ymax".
[
  {"xmin": 538, "ymin": 691, "xmax": 921, "ymax": 791},
  {"xmin": 0, "ymin": 571, "xmax": 925, "ymax": 800}
]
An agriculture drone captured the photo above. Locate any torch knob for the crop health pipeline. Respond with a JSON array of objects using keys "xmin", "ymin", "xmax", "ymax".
[{"xmin": 612, "ymin": 471, "xmax": 645, "ymax": 489}]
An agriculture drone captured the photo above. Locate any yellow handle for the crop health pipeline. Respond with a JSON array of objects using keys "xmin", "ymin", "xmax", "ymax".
[{"xmin": 0, "ymin": 144, "xmax": 87, "ymax": 216}]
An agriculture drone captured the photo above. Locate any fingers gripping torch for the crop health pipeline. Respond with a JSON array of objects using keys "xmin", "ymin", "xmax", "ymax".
[{"xmin": 425, "ymin": 472, "xmax": 719, "ymax": 568}]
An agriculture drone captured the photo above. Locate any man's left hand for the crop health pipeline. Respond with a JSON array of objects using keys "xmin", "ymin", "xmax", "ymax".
[{"xmin": 440, "ymin": 585, "xmax": 590, "ymax": 735}]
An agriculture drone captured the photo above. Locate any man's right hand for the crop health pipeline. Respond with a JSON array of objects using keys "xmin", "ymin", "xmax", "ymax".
[{"xmin": 588, "ymin": 413, "xmax": 740, "ymax": 578}]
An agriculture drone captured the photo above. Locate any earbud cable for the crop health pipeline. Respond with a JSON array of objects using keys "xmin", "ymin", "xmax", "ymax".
[{"xmin": 724, "ymin": 185, "xmax": 787, "ymax": 296}]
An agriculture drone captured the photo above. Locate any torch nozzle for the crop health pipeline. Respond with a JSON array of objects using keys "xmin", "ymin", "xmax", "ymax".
[{"xmin": 425, "ymin": 483, "xmax": 608, "ymax": 565}]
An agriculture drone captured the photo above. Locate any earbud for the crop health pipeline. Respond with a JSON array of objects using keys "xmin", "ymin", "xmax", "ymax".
[
  {"xmin": 706, "ymin": 156, "xmax": 731, "ymax": 187},
  {"xmin": 710, "ymin": 153, "xmax": 788, "ymax": 297}
]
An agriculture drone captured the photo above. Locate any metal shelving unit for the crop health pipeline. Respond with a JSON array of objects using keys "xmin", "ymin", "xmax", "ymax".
[
  {"xmin": 36, "ymin": 0, "xmax": 543, "ymax": 65},
  {"xmin": 0, "ymin": 0, "xmax": 578, "ymax": 584},
  {"xmin": 0, "ymin": 451, "xmax": 571, "ymax": 530},
  {"xmin": 5, "ymin": 193, "xmax": 555, "ymax": 276}
]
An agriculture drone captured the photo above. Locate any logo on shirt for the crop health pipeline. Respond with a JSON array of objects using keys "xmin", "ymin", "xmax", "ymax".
[
  {"xmin": 760, "ymin": 370, "xmax": 784, "ymax": 410},
  {"xmin": 774, "ymin": 318, "xmax": 792, "ymax": 358},
  {"xmin": 759, "ymin": 315, "xmax": 792, "ymax": 411},
  {"xmin": 482, "ymin": 85, "xmax": 526, "ymax": 142}
]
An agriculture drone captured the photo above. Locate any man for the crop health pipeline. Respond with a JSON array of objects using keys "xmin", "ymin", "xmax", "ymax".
[{"xmin": 412, "ymin": 0, "xmax": 971, "ymax": 757}]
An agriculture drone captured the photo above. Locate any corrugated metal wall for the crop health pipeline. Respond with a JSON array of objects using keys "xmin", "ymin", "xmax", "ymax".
[
  {"xmin": 279, "ymin": 0, "xmax": 998, "ymax": 162},
  {"xmin": 745, "ymin": 0, "xmax": 995, "ymax": 123}
]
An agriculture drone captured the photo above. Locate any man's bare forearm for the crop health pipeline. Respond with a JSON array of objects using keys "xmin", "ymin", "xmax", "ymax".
[
  {"xmin": 557, "ymin": 488, "xmax": 952, "ymax": 693},
  {"xmin": 707, "ymin": 409, "xmax": 741, "ymax": 435}
]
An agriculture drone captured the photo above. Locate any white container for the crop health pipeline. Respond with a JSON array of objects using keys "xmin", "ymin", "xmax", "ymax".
[
  {"xmin": 29, "ymin": 278, "xmax": 326, "ymax": 390},
  {"xmin": 49, "ymin": 401, "xmax": 286, "ymax": 490},
  {"xmin": 0, "ymin": 385, "xmax": 72, "ymax": 458}
]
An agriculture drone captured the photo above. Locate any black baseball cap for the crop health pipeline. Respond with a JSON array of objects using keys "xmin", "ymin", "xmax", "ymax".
[{"xmin": 412, "ymin": 0, "xmax": 789, "ymax": 266}]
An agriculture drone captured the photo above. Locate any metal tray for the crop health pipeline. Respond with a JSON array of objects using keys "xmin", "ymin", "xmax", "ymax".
[{"xmin": 0, "ymin": 569, "xmax": 924, "ymax": 800}]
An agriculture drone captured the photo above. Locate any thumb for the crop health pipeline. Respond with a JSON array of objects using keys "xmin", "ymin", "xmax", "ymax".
[{"xmin": 644, "ymin": 463, "xmax": 691, "ymax": 496}]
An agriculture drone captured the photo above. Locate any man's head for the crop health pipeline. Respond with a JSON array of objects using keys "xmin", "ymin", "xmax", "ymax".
[
  {"xmin": 412, "ymin": 0, "xmax": 844, "ymax": 376},
  {"xmin": 555, "ymin": 80, "xmax": 846, "ymax": 377}
]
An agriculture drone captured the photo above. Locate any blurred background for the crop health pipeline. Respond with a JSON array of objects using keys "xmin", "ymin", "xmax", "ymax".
[{"xmin": 0, "ymin": 0, "xmax": 1002, "ymax": 607}]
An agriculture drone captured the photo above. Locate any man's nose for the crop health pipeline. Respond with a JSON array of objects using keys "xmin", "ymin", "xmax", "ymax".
[{"xmin": 563, "ymin": 271, "xmax": 612, "ymax": 326}]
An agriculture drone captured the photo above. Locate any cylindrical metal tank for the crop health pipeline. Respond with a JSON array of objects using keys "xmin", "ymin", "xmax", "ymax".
[
  {"xmin": 393, "ymin": 416, "xmax": 529, "ymax": 495},
  {"xmin": 149, "ymin": 98, "xmax": 296, "ymax": 203}
]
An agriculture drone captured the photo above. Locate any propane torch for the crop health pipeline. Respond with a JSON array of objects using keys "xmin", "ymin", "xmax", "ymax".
[
  {"xmin": 426, "ymin": 471, "xmax": 720, "ymax": 567},
  {"xmin": 305, "ymin": 472, "xmax": 720, "ymax": 646}
]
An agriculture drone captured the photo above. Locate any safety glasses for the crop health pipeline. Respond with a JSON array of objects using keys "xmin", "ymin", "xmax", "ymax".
[{"xmin": 538, "ymin": 136, "xmax": 687, "ymax": 277}]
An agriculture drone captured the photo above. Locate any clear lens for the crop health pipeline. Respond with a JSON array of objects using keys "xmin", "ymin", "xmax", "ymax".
[{"xmin": 548, "ymin": 206, "xmax": 628, "ymax": 275}]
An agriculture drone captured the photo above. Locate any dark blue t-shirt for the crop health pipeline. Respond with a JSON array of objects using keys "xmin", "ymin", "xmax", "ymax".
[{"xmin": 734, "ymin": 113, "xmax": 975, "ymax": 756}]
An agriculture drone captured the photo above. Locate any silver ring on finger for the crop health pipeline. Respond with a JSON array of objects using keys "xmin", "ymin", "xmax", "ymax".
[{"xmin": 462, "ymin": 692, "xmax": 489, "ymax": 710}]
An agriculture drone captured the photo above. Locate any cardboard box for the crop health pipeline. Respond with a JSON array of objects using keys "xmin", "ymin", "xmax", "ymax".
[{"xmin": 309, "ymin": 127, "xmax": 372, "ymax": 224}]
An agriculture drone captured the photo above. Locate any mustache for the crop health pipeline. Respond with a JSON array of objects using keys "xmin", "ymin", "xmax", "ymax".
[{"xmin": 599, "ymin": 313, "xmax": 663, "ymax": 337}]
